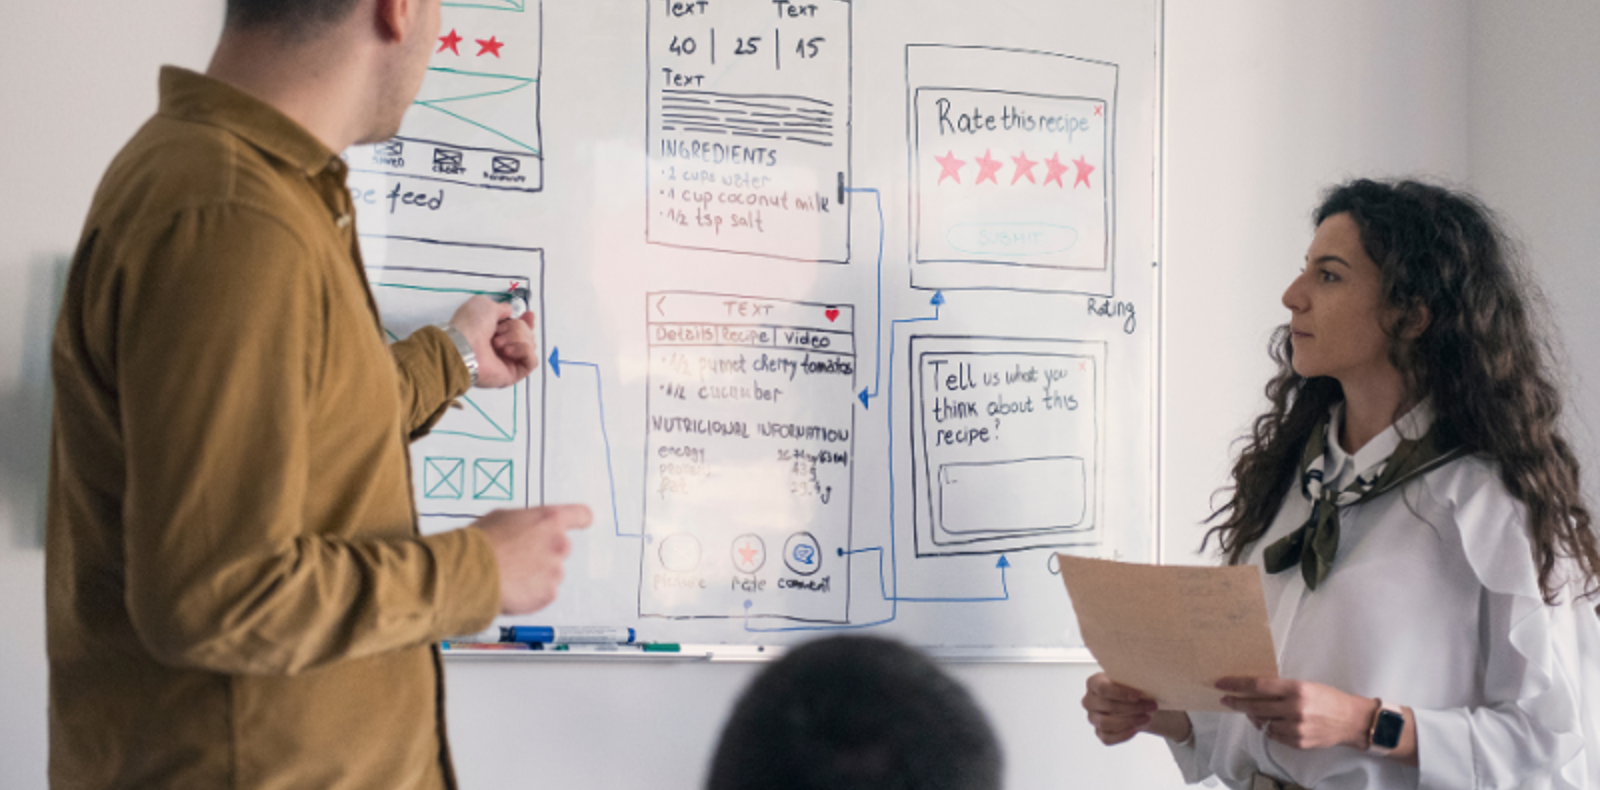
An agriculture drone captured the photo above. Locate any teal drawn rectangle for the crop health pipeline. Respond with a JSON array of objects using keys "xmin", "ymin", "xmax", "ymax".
[
  {"xmin": 444, "ymin": 0, "xmax": 524, "ymax": 10},
  {"xmin": 474, "ymin": 459, "xmax": 514, "ymax": 501},
  {"xmin": 424, "ymin": 457, "xmax": 466, "ymax": 499},
  {"xmin": 379, "ymin": 305, "xmax": 519, "ymax": 443}
]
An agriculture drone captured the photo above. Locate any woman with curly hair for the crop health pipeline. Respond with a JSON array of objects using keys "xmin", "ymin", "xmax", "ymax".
[{"xmin": 1082, "ymin": 179, "xmax": 1600, "ymax": 789}]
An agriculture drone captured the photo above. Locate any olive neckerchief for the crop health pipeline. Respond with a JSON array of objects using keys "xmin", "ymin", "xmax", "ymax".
[{"xmin": 1262, "ymin": 415, "xmax": 1467, "ymax": 590}]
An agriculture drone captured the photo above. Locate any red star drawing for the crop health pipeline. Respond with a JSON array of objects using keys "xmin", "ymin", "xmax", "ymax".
[
  {"xmin": 975, "ymin": 149, "xmax": 1003, "ymax": 185},
  {"xmin": 437, "ymin": 28, "xmax": 463, "ymax": 55},
  {"xmin": 737, "ymin": 543, "xmax": 760, "ymax": 566},
  {"xmin": 1072, "ymin": 155, "xmax": 1095, "ymax": 188},
  {"xmin": 1079, "ymin": 360, "xmax": 1087, "ymax": 371},
  {"xmin": 476, "ymin": 36, "xmax": 505, "ymax": 57},
  {"xmin": 935, "ymin": 151, "xmax": 965, "ymax": 184},
  {"xmin": 1094, "ymin": 104, "xmax": 1104, "ymax": 117},
  {"xmin": 1043, "ymin": 153, "xmax": 1070, "ymax": 188},
  {"xmin": 1010, "ymin": 151, "xmax": 1037, "ymax": 185}
]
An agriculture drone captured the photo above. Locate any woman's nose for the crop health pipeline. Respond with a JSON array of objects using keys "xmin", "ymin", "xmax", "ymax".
[{"xmin": 1282, "ymin": 271, "xmax": 1308, "ymax": 312}]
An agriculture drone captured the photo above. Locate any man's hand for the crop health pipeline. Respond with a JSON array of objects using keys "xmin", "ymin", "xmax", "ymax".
[
  {"xmin": 1083, "ymin": 672, "xmax": 1192, "ymax": 746},
  {"xmin": 449, "ymin": 295, "xmax": 538, "ymax": 389},
  {"xmin": 1217, "ymin": 677, "xmax": 1377, "ymax": 751},
  {"xmin": 471, "ymin": 505, "xmax": 592, "ymax": 615}
]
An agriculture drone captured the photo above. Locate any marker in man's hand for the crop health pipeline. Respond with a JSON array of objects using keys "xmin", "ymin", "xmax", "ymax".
[{"xmin": 496, "ymin": 286, "xmax": 531, "ymax": 320}]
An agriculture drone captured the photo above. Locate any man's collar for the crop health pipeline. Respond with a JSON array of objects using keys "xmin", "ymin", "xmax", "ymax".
[{"xmin": 157, "ymin": 66, "xmax": 341, "ymax": 178}]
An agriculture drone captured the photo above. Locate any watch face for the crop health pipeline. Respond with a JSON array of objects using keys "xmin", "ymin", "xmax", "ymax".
[{"xmin": 1372, "ymin": 709, "xmax": 1405, "ymax": 749}]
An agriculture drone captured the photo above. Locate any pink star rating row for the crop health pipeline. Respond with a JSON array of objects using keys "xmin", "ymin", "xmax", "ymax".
[
  {"xmin": 437, "ymin": 29, "xmax": 505, "ymax": 57},
  {"xmin": 934, "ymin": 149, "xmax": 1095, "ymax": 188}
]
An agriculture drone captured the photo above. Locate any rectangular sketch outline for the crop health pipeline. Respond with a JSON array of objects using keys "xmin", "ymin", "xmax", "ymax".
[
  {"xmin": 361, "ymin": 236, "xmax": 547, "ymax": 514},
  {"xmin": 908, "ymin": 337, "xmax": 1107, "ymax": 557},
  {"xmin": 644, "ymin": 0, "xmax": 854, "ymax": 265},
  {"xmin": 904, "ymin": 43, "xmax": 1119, "ymax": 296},
  {"xmin": 912, "ymin": 86, "xmax": 1110, "ymax": 272},
  {"xmin": 350, "ymin": 1, "xmax": 545, "ymax": 193},
  {"xmin": 638, "ymin": 290, "xmax": 857, "ymax": 623}
]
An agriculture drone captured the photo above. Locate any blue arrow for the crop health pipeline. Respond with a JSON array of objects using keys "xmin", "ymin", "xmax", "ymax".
[
  {"xmin": 846, "ymin": 187, "xmax": 941, "ymax": 410},
  {"xmin": 886, "ymin": 553, "xmax": 1010, "ymax": 603},
  {"xmin": 546, "ymin": 347, "xmax": 634, "ymax": 538},
  {"xmin": 858, "ymin": 290, "xmax": 944, "ymax": 410}
]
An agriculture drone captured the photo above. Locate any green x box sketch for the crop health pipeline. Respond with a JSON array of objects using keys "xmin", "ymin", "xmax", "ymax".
[
  {"xmin": 473, "ymin": 459, "xmax": 514, "ymax": 501},
  {"xmin": 423, "ymin": 457, "xmax": 465, "ymax": 499}
]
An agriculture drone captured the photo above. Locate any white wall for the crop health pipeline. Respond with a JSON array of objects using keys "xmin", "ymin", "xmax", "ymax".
[
  {"xmin": 1162, "ymin": 0, "xmax": 1472, "ymax": 564},
  {"xmin": 7, "ymin": 1, "xmax": 1574, "ymax": 788},
  {"xmin": 0, "ymin": 3, "xmax": 223, "ymax": 787},
  {"xmin": 1466, "ymin": 0, "xmax": 1600, "ymax": 504}
]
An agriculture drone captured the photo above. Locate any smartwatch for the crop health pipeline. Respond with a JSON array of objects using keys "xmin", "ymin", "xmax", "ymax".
[{"xmin": 1367, "ymin": 699, "xmax": 1405, "ymax": 756}]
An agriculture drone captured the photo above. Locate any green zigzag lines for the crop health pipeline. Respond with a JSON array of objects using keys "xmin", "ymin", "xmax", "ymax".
[
  {"xmin": 379, "ymin": 284, "xmax": 521, "ymax": 442},
  {"xmin": 414, "ymin": 67, "xmax": 541, "ymax": 156}
]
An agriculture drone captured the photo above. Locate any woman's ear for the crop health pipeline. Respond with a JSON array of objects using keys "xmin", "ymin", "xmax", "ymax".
[{"xmin": 1401, "ymin": 303, "xmax": 1430, "ymax": 340}]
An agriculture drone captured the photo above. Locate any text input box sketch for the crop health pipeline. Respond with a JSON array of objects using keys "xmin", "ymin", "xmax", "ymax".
[
  {"xmin": 350, "ymin": 1, "xmax": 544, "ymax": 192},
  {"xmin": 910, "ymin": 337, "xmax": 1106, "ymax": 557},
  {"xmin": 639, "ymin": 292, "xmax": 857, "ymax": 623},
  {"xmin": 647, "ymin": 0, "xmax": 852, "ymax": 263},
  {"xmin": 939, "ymin": 456, "xmax": 1086, "ymax": 535},
  {"xmin": 907, "ymin": 45, "xmax": 1117, "ymax": 294},
  {"xmin": 361, "ymin": 237, "xmax": 546, "ymax": 531}
]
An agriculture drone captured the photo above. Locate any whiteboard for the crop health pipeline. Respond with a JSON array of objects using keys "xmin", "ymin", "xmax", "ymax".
[{"xmin": 350, "ymin": 0, "xmax": 1160, "ymax": 657}]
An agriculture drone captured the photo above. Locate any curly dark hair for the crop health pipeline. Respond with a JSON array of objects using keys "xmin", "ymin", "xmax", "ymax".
[{"xmin": 1203, "ymin": 178, "xmax": 1599, "ymax": 607}]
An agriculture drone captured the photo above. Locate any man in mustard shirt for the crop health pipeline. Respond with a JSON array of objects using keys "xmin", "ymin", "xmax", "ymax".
[{"xmin": 46, "ymin": 0, "xmax": 590, "ymax": 787}]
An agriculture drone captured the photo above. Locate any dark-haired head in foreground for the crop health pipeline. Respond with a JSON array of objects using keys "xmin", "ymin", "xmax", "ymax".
[
  {"xmin": 708, "ymin": 635, "xmax": 1002, "ymax": 790},
  {"xmin": 225, "ymin": 0, "xmax": 363, "ymax": 38}
]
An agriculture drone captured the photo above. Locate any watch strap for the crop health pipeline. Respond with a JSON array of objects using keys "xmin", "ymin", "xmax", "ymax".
[{"xmin": 437, "ymin": 322, "xmax": 478, "ymax": 389}]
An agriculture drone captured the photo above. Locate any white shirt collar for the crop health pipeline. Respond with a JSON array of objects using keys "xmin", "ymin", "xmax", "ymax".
[{"xmin": 1324, "ymin": 400, "xmax": 1435, "ymax": 489}]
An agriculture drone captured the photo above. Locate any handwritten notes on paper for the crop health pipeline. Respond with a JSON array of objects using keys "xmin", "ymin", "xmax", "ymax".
[{"xmin": 1057, "ymin": 555, "xmax": 1278, "ymax": 712}]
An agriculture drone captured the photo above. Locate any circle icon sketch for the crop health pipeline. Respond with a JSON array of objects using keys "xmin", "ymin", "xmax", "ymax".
[
  {"xmin": 731, "ymin": 534, "xmax": 767, "ymax": 574},
  {"xmin": 658, "ymin": 533, "xmax": 703, "ymax": 573},
  {"xmin": 783, "ymin": 532, "xmax": 822, "ymax": 576}
]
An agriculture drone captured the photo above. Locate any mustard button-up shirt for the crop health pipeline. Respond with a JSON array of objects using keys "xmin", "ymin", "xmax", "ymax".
[{"xmin": 47, "ymin": 67, "xmax": 501, "ymax": 789}]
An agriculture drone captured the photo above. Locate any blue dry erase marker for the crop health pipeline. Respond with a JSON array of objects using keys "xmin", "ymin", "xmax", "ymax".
[{"xmin": 502, "ymin": 626, "xmax": 636, "ymax": 644}]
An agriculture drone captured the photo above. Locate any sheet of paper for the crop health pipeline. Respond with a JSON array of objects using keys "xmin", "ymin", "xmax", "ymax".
[{"xmin": 1057, "ymin": 555, "xmax": 1278, "ymax": 712}]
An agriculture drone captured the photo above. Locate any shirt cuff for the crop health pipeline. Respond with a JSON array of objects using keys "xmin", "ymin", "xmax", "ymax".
[
  {"xmin": 1165, "ymin": 711, "xmax": 1215, "ymax": 785},
  {"xmin": 395, "ymin": 325, "xmax": 473, "ymax": 439},
  {"xmin": 417, "ymin": 324, "xmax": 473, "ymax": 400},
  {"xmin": 421, "ymin": 526, "xmax": 501, "ymax": 639},
  {"xmin": 1414, "ymin": 707, "xmax": 1474, "ymax": 790}
]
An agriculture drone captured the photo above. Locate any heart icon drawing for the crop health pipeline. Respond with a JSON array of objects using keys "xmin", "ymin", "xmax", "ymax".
[{"xmin": 825, "ymin": 308, "xmax": 840, "ymax": 322}]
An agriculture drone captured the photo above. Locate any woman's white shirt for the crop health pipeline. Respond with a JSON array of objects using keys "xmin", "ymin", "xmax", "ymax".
[{"xmin": 1168, "ymin": 404, "xmax": 1600, "ymax": 789}]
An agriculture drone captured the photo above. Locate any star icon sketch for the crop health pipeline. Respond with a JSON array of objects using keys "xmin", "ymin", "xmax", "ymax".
[
  {"xmin": 437, "ymin": 29, "xmax": 463, "ymax": 55},
  {"xmin": 1043, "ymin": 152, "xmax": 1070, "ymax": 188},
  {"xmin": 935, "ymin": 151, "xmax": 965, "ymax": 184},
  {"xmin": 476, "ymin": 36, "xmax": 505, "ymax": 58},
  {"xmin": 1010, "ymin": 151, "xmax": 1037, "ymax": 185},
  {"xmin": 1072, "ymin": 154, "xmax": 1095, "ymax": 188},
  {"xmin": 975, "ymin": 149, "xmax": 1003, "ymax": 185}
]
